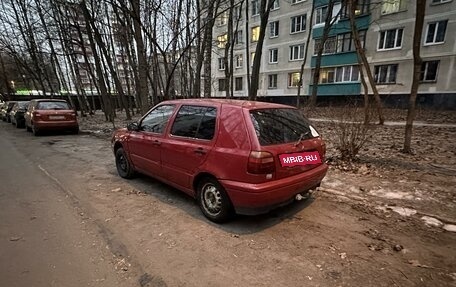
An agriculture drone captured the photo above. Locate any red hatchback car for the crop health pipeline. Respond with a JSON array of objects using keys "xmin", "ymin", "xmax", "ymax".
[
  {"xmin": 112, "ymin": 99, "xmax": 328, "ymax": 222},
  {"xmin": 25, "ymin": 99, "xmax": 79, "ymax": 136}
]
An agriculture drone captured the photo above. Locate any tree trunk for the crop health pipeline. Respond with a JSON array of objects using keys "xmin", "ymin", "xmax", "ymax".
[{"xmin": 403, "ymin": 0, "xmax": 426, "ymax": 153}]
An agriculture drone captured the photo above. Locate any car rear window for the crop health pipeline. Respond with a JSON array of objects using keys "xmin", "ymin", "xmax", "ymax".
[
  {"xmin": 250, "ymin": 108, "xmax": 313, "ymax": 146},
  {"xmin": 18, "ymin": 102, "xmax": 29, "ymax": 108},
  {"xmin": 171, "ymin": 105, "xmax": 216, "ymax": 140},
  {"xmin": 37, "ymin": 101, "xmax": 70, "ymax": 110}
]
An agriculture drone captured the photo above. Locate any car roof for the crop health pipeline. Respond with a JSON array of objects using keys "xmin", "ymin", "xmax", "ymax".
[{"xmin": 160, "ymin": 99, "xmax": 294, "ymax": 110}]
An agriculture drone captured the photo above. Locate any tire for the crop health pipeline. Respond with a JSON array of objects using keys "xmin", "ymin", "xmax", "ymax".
[
  {"xmin": 71, "ymin": 127, "xmax": 79, "ymax": 135},
  {"xmin": 197, "ymin": 178, "xmax": 234, "ymax": 223},
  {"xmin": 115, "ymin": 147, "xmax": 135, "ymax": 179}
]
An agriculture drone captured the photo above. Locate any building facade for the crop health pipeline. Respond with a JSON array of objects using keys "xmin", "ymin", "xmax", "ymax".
[{"xmin": 211, "ymin": 0, "xmax": 456, "ymax": 106}]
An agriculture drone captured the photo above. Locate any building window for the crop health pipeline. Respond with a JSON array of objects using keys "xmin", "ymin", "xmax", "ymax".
[
  {"xmin": 235, "ymin": 54, "xmax": 243, "ymax": 68},
  {"xmin": 315, "ymin": 6, "xmax": 328, "ymax": 25},
  {"xmin": 425, "ymin": 20, "xmax": 448, "ymax": 44},
  {"xmin": 288, "ymin": 72, "xmax": 302, "ymax": 87},
  {"xmin": 251, "ymin": 26, "xmax": 260, "ymax": 42},
  {"xmin": 268, "ymin": 74, "xmax": 278, "ymax": 89},
  {"xmin": 271, "ymin": 0, "xmax": 280, "ymax": 10},
  {"xmin": 314, "ymin": 36, "xmax": 337, "ymax": 55},
  {"xmin": 269, "ymin": 48, "xmax": 278, "ymax": 63},
  {"xmin": 378, "ymin": 28, "xmax": 403, "ymax": 50},
  {"xmin": 374, "ymin": 64, "xmax": 398, "ymax": 84},
  {"xmin": 233, "ymin": 5, "xmax": 243, "ymax": 20},
  {"xmin": 218, "ymin": 79, "xmax": 226, "ymax": 91},
  {"xmin": 218, "ymin": 11, "xmax": 228, "ymax": 26},
  {"xmin": 234, "ymin": 30, "xmax": 243, "ymax": 45},
  {"xmin": 420, "ymin": 61, "xmax": 439, "ymax": 82},
  {"xmin": 431, "ymin": 0, "xmax": 452, "ymax": 3},
  {"xmin": 218, "ymin": 58, "xmax": 225, "ymax": 70},
  {"xmin": 341, "ymin": 0, "xmax": 369, "ymax": 17},
  {"xmin": 252, "ymin": 0, "xmax": 259, "ymax": 16},
  {"xmin": 217, "ymin": 34, "xmax": 227, "ymax": 48},
  {"xmin": 336, "ymin": 30, "xmax": 366, "ymax": 53},
  {"xmin": 269, "ymin": 21, "xmax": 279, "ymax": 38},
  {"xmin": 251, "ymin": 52, "xmax": 256, "ymax": 67},
  {"xmin": 291, "ymin": 0, "xmax": 304, "ymax": 4},
  {"xmin": 289, "ymin": 44, "xmax": 305, "ymax": 61},
  {"xmin": 291, "ymin": 14, "xmax": 306, "ymax": 33},
  {"xmin": 235, "ymin": 77, "xmax": 243, "ymax": 91},
  {"xmin": 381, "ymin": 0, "xmax": 407, "ymax": 14},
  {"xmin": 314, "ymin": 65, "xmax": 360, "ymax": 84}
]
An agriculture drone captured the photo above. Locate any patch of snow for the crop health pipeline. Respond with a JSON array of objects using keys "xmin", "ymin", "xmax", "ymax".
[
  {"xmin": 369, "ymin": 188, "xmax": 415, "ymax": 200},
  {"xmin": 442, "ymin": 224, "xmax": 456, "ymax": 233},
  {"xmin": 388, "ymin": 206, "xmax": 417, "ymax": 217},
  {"xmin": 421, "ymin": 216, "xmax": 443, "ymax": 227},
  {"xmin": 321, "ymin": 178, "xmax": 344, "ymax": 189}
]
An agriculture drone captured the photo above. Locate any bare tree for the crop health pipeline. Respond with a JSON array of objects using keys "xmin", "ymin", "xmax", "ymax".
[{"xmin": 403, "ymin": 0, "xmax": 426, "ymax": 153}]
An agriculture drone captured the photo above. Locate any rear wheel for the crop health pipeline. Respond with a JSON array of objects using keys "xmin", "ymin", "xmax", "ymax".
[
  {"xmin": 197, "ymin": 178, "xmax": 234, "ymax": 223},
  {"xmin": 115, "ymin": 147, "xmax": 135, "ymax": 179}
]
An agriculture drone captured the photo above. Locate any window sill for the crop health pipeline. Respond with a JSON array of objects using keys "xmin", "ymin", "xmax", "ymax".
[
  {"xmin": 290, "ymin": 31, "xmax": 305, "ymax": 35},
  {"xmin": 423, "ymin": 41, "xmax": 445, "ymax": 46},
  {"xmin": 268, "ymin": 62, "xmax": 278, "ymax": 65},
  {"xmin": 289, "ymin": 59, "xmax": 304, "ymax": 62},
  {"xmin": 375, "ymin": 82, "xmax": 397, "ymax": 85},
  {"xmin": 420, "ymin": 80, "xmax": 438, "ymax": 83},
  {"xmin": 269, "ymin": 35, "xmax": 279, "ymax": 39},
  {"xmin": 291, "ymin": 0, "xmax": 306, "ymax": 5},
  {"xmin": 430, "ymin": 0, "xmax": 452, "ymax": 6},
  {"xmin": 381, "ymin": 9, "xmax": 407, "ymax": 16},
  {"xmin": 377, "ymin": 47, "xmax": 402, "ymax": 52}
]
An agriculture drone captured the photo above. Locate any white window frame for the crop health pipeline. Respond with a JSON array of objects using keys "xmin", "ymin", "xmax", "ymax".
[
  {"xmin": 291, "ymin": 0, "xmax": 305, "ymax": 4},
  {"xmin": 288, "ymin": 72, "xmax": 302, "ymax": 87},
  {"xmin": 378, "ymin": 28, "xmax": 403, "ymax": 51},
  {"xmin": 290, "ymin": 14, "xmax": 306, "ymax": 34},
  {"xmin": 269, "ymin": 21, "xmax": 279, "ymax": 38},
  {"xmin": 235, "ymin": 54, "xmax": 243, "ymax": 68},
  {"xmin": 268, "ymin": 74, "xmax": 278, "ymax": 89},
  {"xmin": 374, "ymin": 64, "xmax": 398, "ymax": 84},
  {"xmin": 420, "ymin": 61, "xmax": 440, "ymax": 82},
  {"xmin": 218, "ymin": 58, "xmax": 225, "ymax": 70},
  {"xmin": 251, "ymin": 26, "xmax": 260, "ymax": 42},
  {"xmin": 234, "ymin": 30, "xmax": 243, "ymax": 45},
  {"xmin": 289, "ymin": 44, "xmax": 305, "ymax": 61},
  {"xmin": 314, "ymin": 6, "xmax": 328, "ymax": 26},
  {"xmin": 269, "ymin": 48, "xmax": 278, "ymax": 63},
  {"xmin": 431, "ymin": 0, "xmax": 452, "ymax": 3},
  {"xmin": 424, "ymin": 20, "xmax": 448, "ymax": 45},
  {"xmin": 251, "ymin": 0, "xmax": 259, "ymax": 16},
  {"xmin": 381, "ymin": 0, "xmax": 407, "ymax": 15},
  {"xmin": 271, "ymin": 0, "xmax": 280, "ymax": 10},
  {"xmin": 218, "ymin": 11, "xmax": 228, "ymax": 26}
]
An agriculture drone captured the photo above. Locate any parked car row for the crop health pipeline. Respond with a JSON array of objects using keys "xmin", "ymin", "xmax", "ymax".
[
  {"xmin": 0, "ymin": 99, "xmax": 79, "ymax": 135},
  {"xmin": 111, "ymin": 99, "xmax": 328, "ymax": 223}
]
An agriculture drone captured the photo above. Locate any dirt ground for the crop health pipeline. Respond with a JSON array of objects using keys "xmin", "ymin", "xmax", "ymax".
[{"xmin": 74, "ymin": 107, "xmax": 456, "ymax": 286}]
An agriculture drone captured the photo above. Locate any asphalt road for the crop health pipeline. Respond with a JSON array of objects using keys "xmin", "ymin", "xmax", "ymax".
[{"xmin": 0, "ymin": 126, "xmax": 132, "ymax": 287}]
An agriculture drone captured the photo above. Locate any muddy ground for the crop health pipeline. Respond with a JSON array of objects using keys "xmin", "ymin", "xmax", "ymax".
[{"xmin": 74, "ymin": 107, "xmax": 456, "ymax": 286}]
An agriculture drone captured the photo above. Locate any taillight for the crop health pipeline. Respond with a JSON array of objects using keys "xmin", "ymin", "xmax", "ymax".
[{"xmin": 247, "ymin": 151, "xmax": 275, "ymax": 174}]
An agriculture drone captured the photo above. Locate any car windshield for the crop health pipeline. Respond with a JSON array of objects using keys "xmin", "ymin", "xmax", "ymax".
[
  {"xmin": 250, "ymin": 108, "xmax": 313, "ymax": 146},
  {"xmin": 37, "ymin": 101, "xmax": 70, "ymax": 110}
]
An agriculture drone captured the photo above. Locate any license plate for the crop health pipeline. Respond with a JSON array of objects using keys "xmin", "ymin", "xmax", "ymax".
[
  {"xmin": 49, "ymin": 115, "xmax": 65, "ymax": 120},
  {"xmin": 279, "ymin": 151, "xmax": 321, "ymax": 167}
]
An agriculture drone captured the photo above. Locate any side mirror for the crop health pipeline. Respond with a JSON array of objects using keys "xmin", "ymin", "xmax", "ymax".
[{"xmin": 127, "ymin": 121, "xmax": 139, "ymax": 131}]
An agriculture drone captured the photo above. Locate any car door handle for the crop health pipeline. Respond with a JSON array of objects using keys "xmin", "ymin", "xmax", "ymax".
[
  {"xmin": 153, "ymin": 140, "xmax": 161, "ymax": 146},
  {"xmin": 194, "ymin": 148, "xmax": 206, "ymax": 155}
]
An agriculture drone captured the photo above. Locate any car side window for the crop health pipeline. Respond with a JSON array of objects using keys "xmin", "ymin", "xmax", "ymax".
[
  {"xmin": 171, "ymin": 105, "xmax": 217, "ymax": 140},
  {"xmin": 140, "ymin": 105, "xmax": 175, "ymax": 133}
]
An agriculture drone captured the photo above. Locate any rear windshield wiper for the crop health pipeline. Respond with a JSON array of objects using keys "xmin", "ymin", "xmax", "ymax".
[{"xmin": 294, "ymin": 131, "xmax": 310, "ymax": 147}]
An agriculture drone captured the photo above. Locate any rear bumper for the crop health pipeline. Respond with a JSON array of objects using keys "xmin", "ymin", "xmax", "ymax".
[
  {"xmin": 220, "ymin": 163, "xmax": 328, "ymax": 215},
  {"xmin": 34, "ymin": 120, "xmax": 78, "ymax": 130}
]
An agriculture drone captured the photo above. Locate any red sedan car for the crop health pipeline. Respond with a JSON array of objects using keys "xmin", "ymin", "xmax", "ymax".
[{"xmin": 112, "ymin": 99, "xmax": 328, "ymax": 222}]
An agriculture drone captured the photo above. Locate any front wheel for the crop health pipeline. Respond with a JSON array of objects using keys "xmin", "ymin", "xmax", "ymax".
[
  {"xmin": 115, "ymin": 147, "xmax": 135, "ymax": 179},
  {"xmin": 197, "ymin": 178, "xmax": 234, "ymax": 223}
]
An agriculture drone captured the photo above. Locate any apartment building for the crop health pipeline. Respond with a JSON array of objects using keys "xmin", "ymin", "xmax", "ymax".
[{"xmin": 211, "ymin": 0, "xmax": 456, "ymax": 106}]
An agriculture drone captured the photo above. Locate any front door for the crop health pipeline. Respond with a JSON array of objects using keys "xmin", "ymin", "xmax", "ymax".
[{"xmin": 128, "ymin": 104, "xmax": 175, "ymax": 178}]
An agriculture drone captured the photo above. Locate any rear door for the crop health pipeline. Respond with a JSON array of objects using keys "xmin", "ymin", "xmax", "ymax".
[
  {"xmin": 127, "ymin": 104, "xmax": 175, "ymax": 178},
  {"xmin": 161, "ymin": 105, "xmax": 217, "ymax": 192},
  {"xmin": 248, "ymin": 108, "xmax": 324, "ymax": 180}
]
